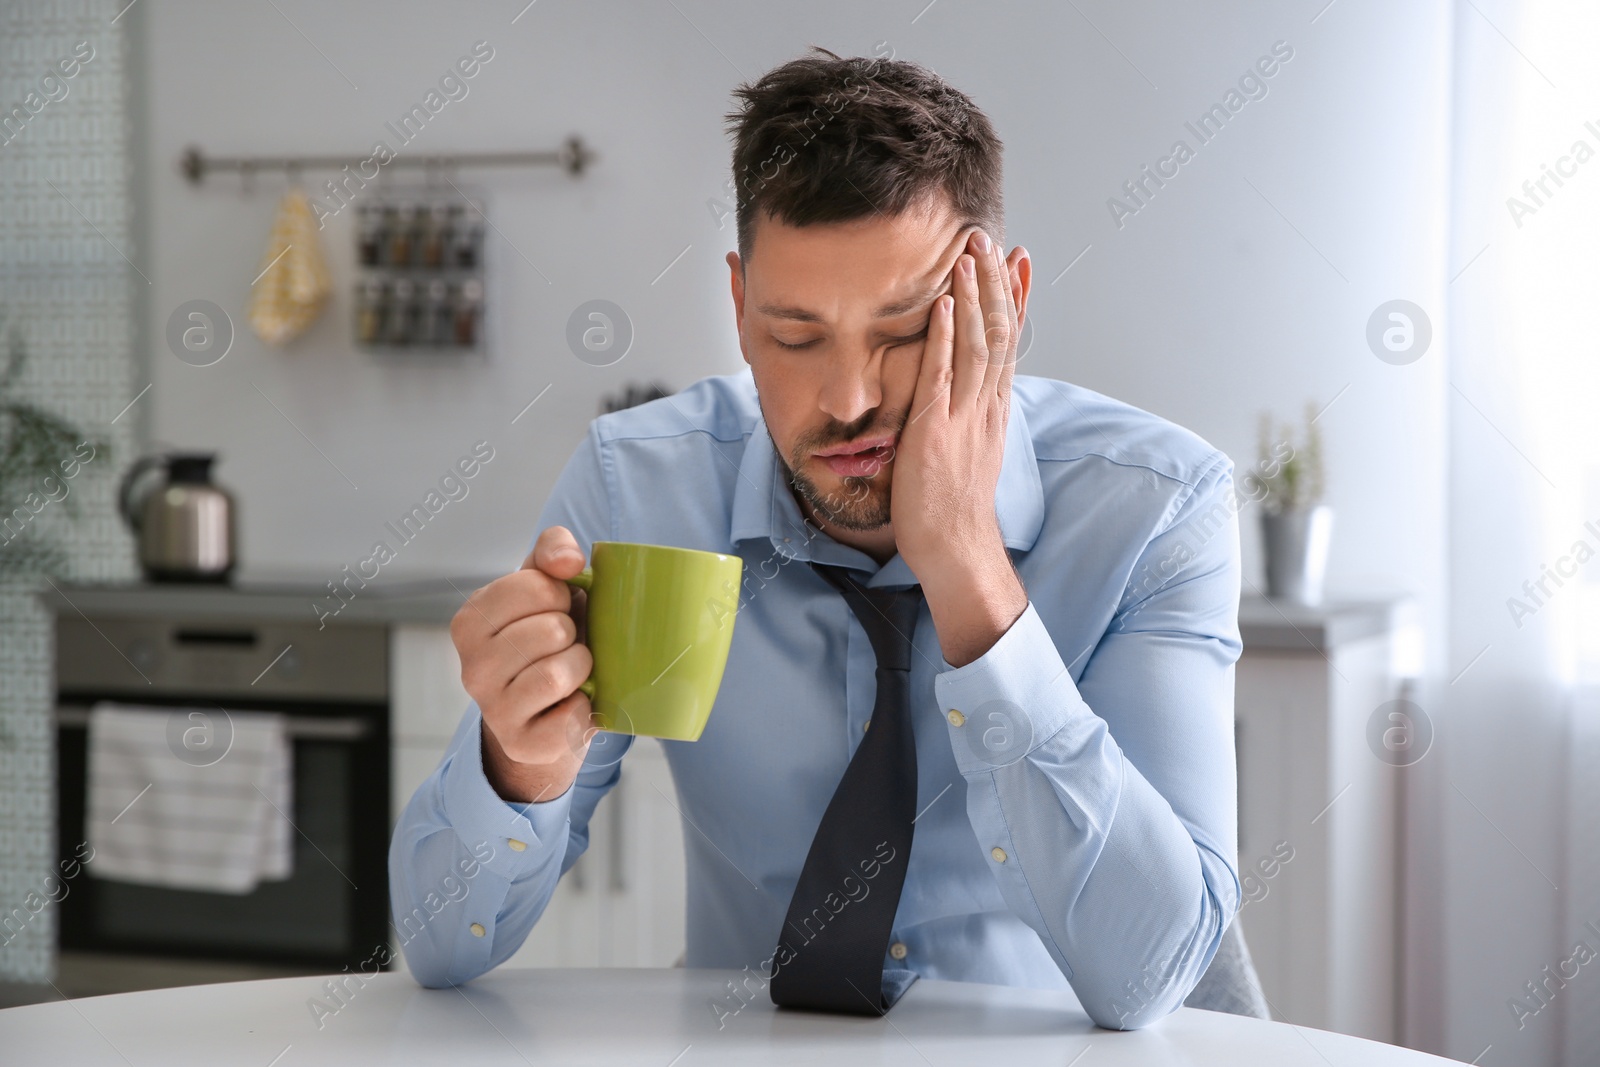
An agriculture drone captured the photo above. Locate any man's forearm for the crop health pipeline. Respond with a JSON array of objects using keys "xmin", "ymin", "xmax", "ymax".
[{"xmin": 919, "ymin": 520, "xmax": 1028, "ymax": 668}]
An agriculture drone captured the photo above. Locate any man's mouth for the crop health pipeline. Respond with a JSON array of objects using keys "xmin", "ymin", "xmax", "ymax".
[{"xmin": 813, "ymin": 435, "xmax": 896, "ymax": 478}]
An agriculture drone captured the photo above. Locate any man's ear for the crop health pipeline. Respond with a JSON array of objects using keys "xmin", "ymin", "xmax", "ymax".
[
  {"xmin": 1007, "ymin": 246, "xmax": 1032, "ymax": 328},
  {"xmin": 727, "ymin": 251, "xmax": 749, "ymax": 366}
]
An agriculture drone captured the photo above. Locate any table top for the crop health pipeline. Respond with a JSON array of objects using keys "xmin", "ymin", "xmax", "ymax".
[{"xmin": 0, "ymin": 967, "xmax": 1463, "ymax": 1065}]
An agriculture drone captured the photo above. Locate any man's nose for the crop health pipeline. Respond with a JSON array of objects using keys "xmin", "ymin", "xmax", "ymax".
[{"xmin": 815, "ymin": 350, "xmax": 882, "ymax": 426}]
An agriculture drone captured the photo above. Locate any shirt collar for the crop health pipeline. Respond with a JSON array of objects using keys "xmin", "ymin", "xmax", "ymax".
[{"xmin": 729, "ymin": 400, "xmax": 1045, "ymax": 585}]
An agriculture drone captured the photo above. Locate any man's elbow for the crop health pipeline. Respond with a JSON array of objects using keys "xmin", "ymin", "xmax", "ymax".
[
  {"xmin": 1089, "ymin": 989, "xmax": 1186, "ymax": 1031},
  {"xmin": 1084, "ymin": 970, "xmax": 1194, "ymax": 1031},
  {"xmin": 396, "ymin": 941, "xmax": 462, "ymax": 990},
  {"xmin": 1076, "ymin": 922, "xmax": 1222, "ymax": 1030}
]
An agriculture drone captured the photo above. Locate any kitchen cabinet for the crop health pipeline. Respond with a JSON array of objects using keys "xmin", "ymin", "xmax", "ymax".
[{"xmin": 1233, "ymin": 594, "xmax": 1420, "ymax": 1044}]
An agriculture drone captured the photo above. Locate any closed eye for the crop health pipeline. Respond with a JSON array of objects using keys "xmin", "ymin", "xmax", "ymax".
[{"xmin": 770, "ymin": 326, "xmax": 929, "ymax": 352}]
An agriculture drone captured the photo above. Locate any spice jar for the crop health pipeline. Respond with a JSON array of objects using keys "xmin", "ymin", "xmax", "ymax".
[
  {"xmin": 357, "ymin": 205, "xmax": 383, "ymax": 267},
  {"xmin": 355, "ymin": 280, "xmax": 384, "ymax": 344},
  {"xmin": 387, "ymin": 279, "xmax": 415, "ymax": 344},
  {"xmin": 452, "ymin": 205, "xmax": 483, "ymax": 269},
  {"xmin": 454, "ymin": 278, "xmax": 482, "ymax": 347},
  {"xmin": 386, "ymin": 203, "xmax": 412, "ymax": 267},
  {"xmin": 425, "ymin": 279, "xmax": 451, "ymax": 345},
  {"xmin": 421, "ymin": 204, "xmax": 449, "ymax": 269}
]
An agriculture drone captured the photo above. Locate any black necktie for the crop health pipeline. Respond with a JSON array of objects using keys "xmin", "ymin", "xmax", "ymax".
[{"xmin": 770, "ymin": 562, "xmax": 924, "ymax": 1016}]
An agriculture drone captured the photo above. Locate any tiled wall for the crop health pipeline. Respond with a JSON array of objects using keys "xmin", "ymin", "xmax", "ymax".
[{"xmin": 0, "ymin": 0, "xmax": 140, "ymax": 983}]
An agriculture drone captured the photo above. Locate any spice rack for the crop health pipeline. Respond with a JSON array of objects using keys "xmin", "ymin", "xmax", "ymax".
[{"xmin": 353, "ymin": 191, "xmax": 486, "ymax": 352}]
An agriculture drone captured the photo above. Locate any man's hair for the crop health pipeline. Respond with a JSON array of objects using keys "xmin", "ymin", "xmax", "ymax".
[{"xmin": 723, "ymin": 46, "xmax": 1004, "ymax": 266}]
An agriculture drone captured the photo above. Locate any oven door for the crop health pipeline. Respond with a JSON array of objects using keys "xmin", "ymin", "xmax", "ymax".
[{"xmin": 55, "ymin": 695, "xmax": 391, "ymax": 971}]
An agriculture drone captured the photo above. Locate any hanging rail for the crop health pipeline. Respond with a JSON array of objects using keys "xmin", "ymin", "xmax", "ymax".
[{"xmin": 179, "ymin": 134, "xmax": 596, "ymax": 185}]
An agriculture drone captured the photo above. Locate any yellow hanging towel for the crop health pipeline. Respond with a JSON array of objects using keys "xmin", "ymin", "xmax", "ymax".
[{"xmin": 246, "ymin": 188, "xmax": 333, "ymax": 346}]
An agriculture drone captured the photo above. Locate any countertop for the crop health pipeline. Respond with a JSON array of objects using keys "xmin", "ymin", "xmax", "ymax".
[
  {"xmin": 32, "ymin": 571, "xmax": 500, "ymax": 627},
  {"xmin": 1237, "ymin": 593, "xmax": 1414, "ymax": 653},
  {"xmin": 35, "ymin": 574, "xmax": 1415, "ymax": 652},
  {"xmin": 0, "ymin": 966, "xmax": 1465, "ymax": 1066}
]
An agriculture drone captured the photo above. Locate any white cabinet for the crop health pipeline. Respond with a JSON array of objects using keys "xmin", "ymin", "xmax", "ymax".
[
  {"xmin": 389, "ymin": 625, "xmax": 473, "ymax": 826},
  {"xmin": 388, "ymin": 625, "xmax": 688, "ymax": 970},
  {"xmin": 507, "ymin": 737, "xmax": 687, "ymax": 969},
  {"xmin": 1233, "ymin": 595, "xmax": 1419, "ymax": 1043}
]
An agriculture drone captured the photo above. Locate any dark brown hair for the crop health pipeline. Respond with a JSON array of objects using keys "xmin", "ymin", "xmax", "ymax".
[{"xmin": 723, "ymin": 46, "xmax": 1004, "ymax": 266}]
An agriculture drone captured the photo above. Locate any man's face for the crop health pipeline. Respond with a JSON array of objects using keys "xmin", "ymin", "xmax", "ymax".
[{"xmin": 727, "ymin": 194, "xmax": 979, "ymax": 531}]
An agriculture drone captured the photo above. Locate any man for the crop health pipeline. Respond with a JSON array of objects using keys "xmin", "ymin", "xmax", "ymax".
[{"xmin": 389, "ymin": 47, "xmax": 1243, "ymax": 1031}]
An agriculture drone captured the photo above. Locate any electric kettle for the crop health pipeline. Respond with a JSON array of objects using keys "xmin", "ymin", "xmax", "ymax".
[{"xmin": 117, "ymin": 452, "xmax": 237, "ymax": 582}]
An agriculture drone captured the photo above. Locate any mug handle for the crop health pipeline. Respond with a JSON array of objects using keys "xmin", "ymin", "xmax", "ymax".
[{"xmin": 565, "ymin": 569, "xmax": 597, "ymax": 699}]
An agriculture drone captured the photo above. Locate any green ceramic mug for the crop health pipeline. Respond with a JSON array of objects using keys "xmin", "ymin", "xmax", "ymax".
[{"xmin": 565, "ymin": 541, "xmax": 743, "ymax": 741}]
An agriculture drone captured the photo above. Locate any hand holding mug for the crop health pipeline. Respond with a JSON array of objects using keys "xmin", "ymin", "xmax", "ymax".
[
  {"xmin": 454, "ymin": 526, "xmax": 744, "ymax": 806},
  {"xmin": 453, "ymin": 525, "xmax": 596, "ymax": 805}
]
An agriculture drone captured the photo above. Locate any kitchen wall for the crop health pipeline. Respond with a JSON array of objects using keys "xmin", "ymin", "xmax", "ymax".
[
  {"xmin": 133, "ymin": 0, "xmax": 1485, "ymax": 1056},
  {"xmin": 135, "ymin": 0, "xmax": 1450, "ymax": 614}
]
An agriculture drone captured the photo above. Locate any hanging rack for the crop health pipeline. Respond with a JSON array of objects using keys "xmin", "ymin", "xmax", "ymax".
[{"xmin": 178, "ymin": 134, "xmax": 595, "ymax": 185}]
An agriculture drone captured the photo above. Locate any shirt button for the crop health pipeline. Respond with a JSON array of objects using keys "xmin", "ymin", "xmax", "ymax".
[
  {"xmin": 863, "ymin": 719, "xmax": 871, "ymax": 732},
  {"xmin": 889, "ymin": 941, "xmax": 908, "ymax": 960},
  {"xmin": 946, "ymin": 709, "xmax": 966, "ymax": 727},
  {"xmin": 991, "ymin": 846, "xmax": 1008, "ymax": 863},
  {"xmin": 469, "ymin": 922, "xmax": 487, "ymax": 937},
  {"xmin": 507, "ymin": 838, "xmax": 526, "ymax": 852}
]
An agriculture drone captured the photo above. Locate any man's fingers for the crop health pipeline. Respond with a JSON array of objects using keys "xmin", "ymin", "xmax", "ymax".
[
  {"xmin": 495, "ymin": 689, "xmax": 595, "ymax": 768},
  {"xmin": 909, "ymin": 289, "xmax": 956, "ymax": 428},
  {"xmin": 452, "ymin": 567, "xmax": 572, "ymax": 653},
  {"xmin": 975, "ymin": 234, "xmax": 1014, "ymax": 401},
  {"xmin": 501, "ymin": 639, "xmax": 593, "ymax": 720},
  {"xmin": 997, "ymin": 246, "xmax": 1028, "ymax": 401},
  {"xmin": 459, "ymin": 608, "xmax": 577, "ymax": 700},
  {"xmin": 966, "ymin": 231, "xmax": 1004, "ymax": 399},
  {"xmin": 951, "ymin": 247, "xmax": 990, "ymax": 410},
  {"xmin": 530, "ymin": 525, "xmax": 586, "ymax": 579}
]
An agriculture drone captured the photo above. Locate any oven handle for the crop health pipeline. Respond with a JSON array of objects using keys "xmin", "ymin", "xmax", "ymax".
[{"xmin": 54, "ymin": 705, "xmax": 372, "ymax": 742}]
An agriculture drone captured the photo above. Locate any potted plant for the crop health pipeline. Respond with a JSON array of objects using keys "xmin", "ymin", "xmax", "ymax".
[
  {"xmin": 0, "ymin": 311, "xmax": 111, "ymax": 580},
  {"xmin": 1247, "ymin": 403, "xmax": 1332, "ymax": 607}
]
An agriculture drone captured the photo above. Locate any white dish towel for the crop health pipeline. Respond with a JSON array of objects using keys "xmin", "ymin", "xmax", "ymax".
[{"xmin": 86, "ymin": 702, "xmax": 294, "ymax": 894}]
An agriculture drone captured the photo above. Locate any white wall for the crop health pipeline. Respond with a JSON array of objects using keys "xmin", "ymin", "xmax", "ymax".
[
  {"xmin": 134, "ymin": 0, "xmax": 1466, "ymax": 1052},
  {"xmin": 136, "ymin": 0, "xmax": 1449, "ymax": 611}
]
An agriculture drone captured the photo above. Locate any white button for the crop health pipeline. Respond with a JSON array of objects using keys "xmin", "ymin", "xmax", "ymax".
[
  {"xmin": 863, "ymin": 719, "xmax": 871, "ymax": 732},
  {"xmin": 946, "ymin": 709, "xmax": 966, "ymax": 727},
  {"xmin": 469, "ymin": 922, "xmax": 486, "ymax": 937},
  {"xmin": 991, "ymin": 847, "xmax": 1008, "ymax": 863},
  {"xmin": 889, "ymin": 941, "xmax": 908, "ymax": 960},
  {"xmin": 507, "ymin": 838, "xmax": 526, "ymax": 852}
]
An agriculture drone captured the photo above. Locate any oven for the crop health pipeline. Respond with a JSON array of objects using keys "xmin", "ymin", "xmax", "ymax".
[{"xmin": 53, "ymin": 612, "xmax": 391, "ymax": 972}]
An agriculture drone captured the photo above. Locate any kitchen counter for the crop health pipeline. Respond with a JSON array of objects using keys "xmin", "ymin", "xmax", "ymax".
[
  {"xmin": 1237, "ymin": 593, "xmax": 1415, "ymax": 653},
  {"xmin": 33, "ymin": 572, "xmax": 500, "ymax": 627},
  {"xmin": 37, "ymin": 579, "xmax": 1415, "ymax": 648}
]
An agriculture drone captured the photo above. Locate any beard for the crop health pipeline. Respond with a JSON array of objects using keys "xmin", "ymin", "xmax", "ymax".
[
  {"xmin": 791, "ymin": 465, "xmax": 891, "ymax": 531},
  {"xmin": 775, "ymin": 406, "xmax": 907, "ymax": 532}
]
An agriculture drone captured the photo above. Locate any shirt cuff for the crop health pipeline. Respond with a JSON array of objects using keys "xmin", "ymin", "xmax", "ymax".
[
  {"xmin": 439, "ymin": 706, "xmax": 574, "ymax": 880},
  {"xmin": 931, "ymin": 600, "xmax": 1094, "ymax": 777}
]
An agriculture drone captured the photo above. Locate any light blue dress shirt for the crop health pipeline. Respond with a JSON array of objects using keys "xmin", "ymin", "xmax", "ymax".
[{"xmin": 389, "ymin": 370, "xmax": 1243, "ymax": 1029}]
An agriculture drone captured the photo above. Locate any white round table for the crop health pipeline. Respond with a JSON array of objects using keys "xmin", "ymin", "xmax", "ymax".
[{"xmin": 1, "ymin": 966, "xmax": 1464, "ymax": 1065}]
